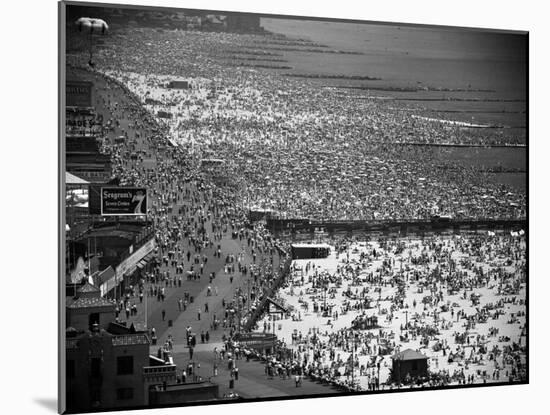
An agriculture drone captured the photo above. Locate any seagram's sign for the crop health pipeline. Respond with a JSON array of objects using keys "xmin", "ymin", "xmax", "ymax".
[{"xmin": 100, "ymin": 187, "xmax": 147, "ymax": 216}]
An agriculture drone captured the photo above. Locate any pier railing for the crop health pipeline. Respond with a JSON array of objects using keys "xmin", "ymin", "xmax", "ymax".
[
  {"xmin": 242, "ymin": 253, "xmax": 292, "ymax": 333},
  {"xmin": 266, "ymin": 217, "xmax": 527, "ymax": 238}
]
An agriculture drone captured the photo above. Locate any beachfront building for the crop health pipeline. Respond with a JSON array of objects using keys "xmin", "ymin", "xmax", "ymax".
[
  {"xmin": 291, "ymin": 243, "xmax": 331, "ymax": 259},
  {"xmin": 66, "ymin": 329, "xmax": 151, "ymax": 411},
  {"xmin": 66, "ymin": 283, "xmax": 180, "ymax": 412},
  {"xmin": 225, "ymin": 14, "xmax": 262, "ymax": 32},
  {"xmin": 391, "ymin": 349, "xmax": 429, "ymax": 383},
  {"xmin": 67, "ymin": 283, "xmax": 116, "ymax": 331},
  {"xmin": 66, "ymin": 135, "xmax": 112, "ymax": 183},
  {"xmin": 166, "ymin": 79, "xmax": 192, "ymax": 89},
  {"xmin": 65, "ymin": 284, "xmax": 149, "ymax": 411}
]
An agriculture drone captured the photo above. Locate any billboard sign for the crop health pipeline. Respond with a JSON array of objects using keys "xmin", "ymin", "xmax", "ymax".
[
  {"xmin": 66, "ymin": 81, "xmax": 93, "ymax": 107},
  {"xmin": 101, "ymin": 187, "xmax": 147, "ymax": 216},
  {"xmin": 66, "ymin": 112, "xmax": 102, "ymax": 136}
]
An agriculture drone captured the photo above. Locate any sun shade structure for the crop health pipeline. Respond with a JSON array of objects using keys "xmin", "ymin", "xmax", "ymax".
[
  {"xmin": 392, "ymin": 349, "xmax": 429, "ymax": 382},
  {"xmin": 75, "ymin": 17, "xmax": 109, "ymax": 67},
  {"xmin": 75, "ymin": 17, "xmax": 109, "ymax": 34}
]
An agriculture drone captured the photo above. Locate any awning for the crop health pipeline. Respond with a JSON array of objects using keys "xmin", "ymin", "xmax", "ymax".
[
  {"xmin": 136, "ymin": 252, "xmax": 156, "ymax": 270},
  {"xmin": 142, "ymin": 251, "xmax": 155, "ymax": 262},
  {"xmin": 123, "ymin": 266, "xmax": 138, "ymax": 277},
  {"xmin": 66, "ymin": 171, "xmax": 90, "ymax": 185}
]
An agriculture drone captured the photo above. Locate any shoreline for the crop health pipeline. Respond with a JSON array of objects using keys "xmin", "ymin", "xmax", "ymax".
[{"xmin": 392, "ymin": 142, "xmax": 526, "ymax": 148}]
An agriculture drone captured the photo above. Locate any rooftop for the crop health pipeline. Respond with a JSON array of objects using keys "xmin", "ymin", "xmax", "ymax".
[
  {"xmin": 392, "ymin": 348, "xmax": 428, "ymax": 361},
  {"xmin": 77, "ymin": 281, "xmax": 100, "ymax": 294},
  {"xmin": 291, "ymin": 243, "xmax": 331, "ymax": 249},
  {"xmin": 67, "ymin": 296, "xmax": 116, "ymax": 309},
  {"xmin": 112, "ymin": 334, "xmax": 150, "ymax": 346}
]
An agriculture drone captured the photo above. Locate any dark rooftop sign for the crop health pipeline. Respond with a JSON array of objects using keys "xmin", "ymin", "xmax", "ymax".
[
  {"xmin": 101, "ymin": 187, "xmax": 148, "ymax": 216},
  {"xmin": 66, "ymin": 81, "xmax": 93, "ymax": 108}
]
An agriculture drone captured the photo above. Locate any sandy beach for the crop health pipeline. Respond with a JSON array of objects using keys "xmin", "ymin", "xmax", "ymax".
[{"xmin": 256, "ymin": 233, "xmax": 526, "ymax": 389}]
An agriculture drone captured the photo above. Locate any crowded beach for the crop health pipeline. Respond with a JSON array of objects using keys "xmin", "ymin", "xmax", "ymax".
[
  {"xmin": 66, "ymin": 20, "xmax": 527, "ymax": 393},
  {"xmin": 253, "ymin": 233, "xmax": 526, "ymax": 390},
  {"xmin": 69, "ymin": 26, "xmax": 526, "ymax": 222}
]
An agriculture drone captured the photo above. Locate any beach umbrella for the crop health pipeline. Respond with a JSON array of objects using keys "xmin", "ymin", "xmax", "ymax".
[
  {"xmin": 76, "ymin": 17, "xmax": 108, "ymax": 33},
  {"xmin": 75, "ymin": 17, "xmax": 109, "ymax": 67}
]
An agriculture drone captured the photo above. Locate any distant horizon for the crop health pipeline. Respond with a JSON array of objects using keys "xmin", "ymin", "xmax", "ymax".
[{"xmin": 65, "ymin": 4, "xmax": 527, "ymax": 99}]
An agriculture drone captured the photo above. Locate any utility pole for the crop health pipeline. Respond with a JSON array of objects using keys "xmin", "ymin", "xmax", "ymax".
[
  {"xmin": 87, "ymin": 236, "xmax": 91, "ymax": 283},
  {"xmin": 351, "ymin": 333, "xmax": 357, "ymax": 386},
  {"xmin": 273, "ymin": 313, "xmax": 276, "ymax": 356},
  {"xmin": 324, "ymin": 281, "xmax": 328, "ymax": 310},
  {"xmin": 237, "ymin": 297, "xmax": 241, "ymax": 335},
  {"xmin": 247, "ymin": 279, "xmax": 251, "ymax": 314},
  {"xmin": 351, "ymin": 333, "xmax": 357, "ymax": 388}
]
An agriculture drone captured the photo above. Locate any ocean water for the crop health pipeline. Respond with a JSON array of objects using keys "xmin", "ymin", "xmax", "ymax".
[
  {"xmin": 261, "ymin": 18, "xmax": 527, "ymax": 98},
  {"xmin": 260, "ymin": 18, "xmax": 527, "ymax": 190}
]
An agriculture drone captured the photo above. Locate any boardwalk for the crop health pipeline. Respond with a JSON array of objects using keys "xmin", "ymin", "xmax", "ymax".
[{"xmin": 80, "ymin": 67, "xmax": 339, "ymax": 398}]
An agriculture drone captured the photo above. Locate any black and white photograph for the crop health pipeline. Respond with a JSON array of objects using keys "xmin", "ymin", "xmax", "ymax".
[{"xmin": 59, "ymin": 0, "xmax": 529, "ymax": 413}]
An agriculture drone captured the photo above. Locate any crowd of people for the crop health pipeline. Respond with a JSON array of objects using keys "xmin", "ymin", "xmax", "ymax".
[
  {"xmin": 66, "ymin": 26, "xmax": 526, "ymax": 222},
  {"xmin": 66, "ymin": 22, "xmax": 527, "ymax": 394},
  {"xmin": 250, "ymin": 233, "xmax": 526, "ymax": 389},
  {"xmin": 80, "ymin": 67, "xmax": 294, "ymax": 346}
]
